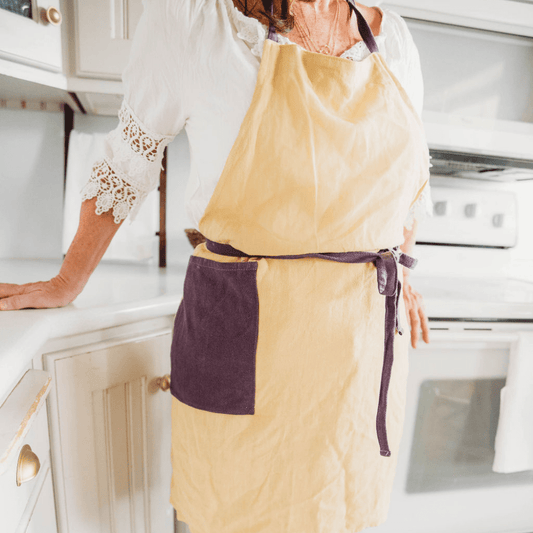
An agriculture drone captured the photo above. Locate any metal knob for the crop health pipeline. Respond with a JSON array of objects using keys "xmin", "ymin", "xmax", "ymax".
[
  {"xmin": 464, "ymin": 203, "xmax": 477, "ymax": 218},
  {"xmin": 492, "ymin": 214, "xmax": 505, "ymax": 228},
  {"xmin": 16, "ymin": 444, "xmax": 41, "ymax": 486},
  {"xmin": 434, "ymin": 201, "xmax": 447, "ymax": 216},
  {"xmin": 41, "ymin": 6, "xmax": 62, "ymax": 26},
  {"xmin": 156, "ymin": 374, "xmax": 171, "ymax": 392}
]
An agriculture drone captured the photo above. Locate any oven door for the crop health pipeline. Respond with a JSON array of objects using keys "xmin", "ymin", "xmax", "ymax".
[{"xmin": 377, "ymin": 324, "xmax": 533, "ymax": 533}]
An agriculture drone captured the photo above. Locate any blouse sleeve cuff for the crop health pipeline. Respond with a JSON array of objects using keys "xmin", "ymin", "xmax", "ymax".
[{"xmin": 80, "ymin": 99, "xmax": 174, "ymax": 225}]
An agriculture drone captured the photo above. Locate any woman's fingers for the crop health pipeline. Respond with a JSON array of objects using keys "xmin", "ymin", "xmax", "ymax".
[
  {"xmin": 0, "ymin": 282, "xmax": 42, "ymax": 298},
  {"xmin": 0, "ymin": 284, "xmax": 44, "ymax": 310},
  {"xmin": 412, "ymin": 290, "xmax": 430, "ymax": 344},
  {"xmin": 408, "ymin": 306, "xmax": 420, "ymax": 348},
  {"xmin": 402, "ymin": 279, "xmax": 430, "ymax": 349},
  {"xmin": 418, "ymin": 300, "xmax": 430, "ymax": 344},
  {"xmin": 0, "ymin": 283, "xmax": 25, "ymax": 298},
  {"xmin": 0, "ymin": 279, "xmax": 74, "ymax": 311},
  {"xmin": 0, "ymin": 293, "xmax": 38, "ymax": 311}
]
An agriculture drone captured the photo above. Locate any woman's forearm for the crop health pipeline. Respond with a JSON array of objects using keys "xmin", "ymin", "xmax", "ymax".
[{"xmin": 57, "ymin": 198, "xmax": 124, "ymax": 297}]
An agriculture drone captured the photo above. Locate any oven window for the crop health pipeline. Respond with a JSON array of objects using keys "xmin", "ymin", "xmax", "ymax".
[
  {"xmin": 0, "ymin": 0, "xmax": 33, "ymax": 19},
  {"xmin": 407, "ymin": 378, "xmax": 533, "ymax": 493}
]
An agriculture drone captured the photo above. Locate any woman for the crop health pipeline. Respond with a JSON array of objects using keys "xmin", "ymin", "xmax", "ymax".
[{"xmin": 0, "ymin": 0, "xmax": 431, "ymax": 530}]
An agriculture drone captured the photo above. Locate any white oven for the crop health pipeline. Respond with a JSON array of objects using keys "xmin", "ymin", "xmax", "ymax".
[{"xmin": 376, "ymin": 173, "xmax": 533, "ymax": 533}]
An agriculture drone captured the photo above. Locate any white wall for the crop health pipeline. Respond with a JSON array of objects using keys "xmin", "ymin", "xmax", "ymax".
[{"xmin": 0, "ymin": 107, "xmax": 64, "ymax": 259}]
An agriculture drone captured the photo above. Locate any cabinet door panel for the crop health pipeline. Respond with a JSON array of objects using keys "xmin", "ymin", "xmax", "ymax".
[
  {"xmin": 75, "ymin": 0, "xmax": 143, "ymax": 79},
  {"xmin": 49, "ymin": 331, "xmax": 174, "ymax": 533},
  {"xmin": 0, "ymin": 0, "xmax": 62, "ymax": 71}
]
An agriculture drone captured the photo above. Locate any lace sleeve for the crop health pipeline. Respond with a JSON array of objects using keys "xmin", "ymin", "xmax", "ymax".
[
  {"xmin": 80, "ymin": 0, "xmax": 190, "ymax": 224},
  {"xmin": 81, "ymin": 100, "xmax": 175, "ymax": 224}
]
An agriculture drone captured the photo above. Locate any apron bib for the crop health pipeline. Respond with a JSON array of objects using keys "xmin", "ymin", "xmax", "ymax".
[{"xmin": 169, "ymin": 2, "xmax": 430, "ymax": 530}]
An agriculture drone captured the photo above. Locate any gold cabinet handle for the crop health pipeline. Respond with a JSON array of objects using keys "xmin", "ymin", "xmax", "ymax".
[
  {"xmin": 16, "ymin": 444, "xmax": 41, "ymax": 487},
  {"xmin": 155, "ymin": 374, "xmax": 171, "ymax": 392},
  {"xmin": 40, "ymin": 6, "xmax": 62, "ymax": 26}
]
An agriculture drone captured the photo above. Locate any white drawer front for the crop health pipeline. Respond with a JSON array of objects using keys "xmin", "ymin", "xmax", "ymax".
[{"xmin": 0, "ymin": 401, "xmax": 51, "ymax": 533}]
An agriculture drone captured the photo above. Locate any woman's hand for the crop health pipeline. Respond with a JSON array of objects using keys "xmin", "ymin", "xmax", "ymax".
[
  {"xmin": 0, "ymin": 197, "xmax": 124, "ymax": 312},
  {"xmin": 402, "ymin": 274, "xmax": 430, "ymax": 349},
  {"xmin": 0, "ymin": 274, "xmax": 79, "ymax": 311},
  {"xmin": 400, "ymin": 217, "xmax": 430, "ymax": 349}
]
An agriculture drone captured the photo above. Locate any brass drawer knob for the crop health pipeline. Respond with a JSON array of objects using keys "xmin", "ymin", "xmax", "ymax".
[
  {"xmin": 156, "ymin": 374, "xmax": 171, "ymax": 392},
  {"xmin": 16, "ymin": 444, "xmax": 41, "ymax": 486},
  {"xmin": 41, "ymin": 6, "xmax": 62, "ymax": 26}
]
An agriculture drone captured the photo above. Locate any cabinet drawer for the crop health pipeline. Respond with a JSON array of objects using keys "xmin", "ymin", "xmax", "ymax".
[{"xmin": 0, "ymin": 402, "xmax": 51, "ymax": 532}]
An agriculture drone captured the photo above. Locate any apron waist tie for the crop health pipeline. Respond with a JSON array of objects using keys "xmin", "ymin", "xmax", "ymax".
[{"xmin": 204, "ymin": 239, "xmax": 418, "ymax": 457}]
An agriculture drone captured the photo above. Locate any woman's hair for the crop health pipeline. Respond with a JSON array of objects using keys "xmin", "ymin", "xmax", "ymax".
[{"xmin": 234, "ymin": 0, "xmax": 356, "ymax": 34}]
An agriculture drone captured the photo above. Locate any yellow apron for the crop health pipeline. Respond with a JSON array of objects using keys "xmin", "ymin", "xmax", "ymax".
[{"xmin": 169, "ymin": 0, "xmax": 430, "ymax": 530}]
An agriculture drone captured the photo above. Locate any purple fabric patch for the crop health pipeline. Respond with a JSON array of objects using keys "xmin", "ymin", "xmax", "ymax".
[{"xmin": 170, "ymin": 256, "xmax": 259, "ymax": 415}]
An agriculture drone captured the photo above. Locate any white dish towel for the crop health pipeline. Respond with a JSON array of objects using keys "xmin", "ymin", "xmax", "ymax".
[
  {"xmin": 62, "ymin": 130, "xmax": 158, "ymax": 262},
  {"xmin": 492, "ymin": 331, "xmax": 533, "ymax": 473}
]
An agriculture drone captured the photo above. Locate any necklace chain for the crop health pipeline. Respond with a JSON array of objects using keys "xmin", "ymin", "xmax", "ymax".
[{"xmin": 292, "ymin": 0, "xmax": 342, "ymax": 56}]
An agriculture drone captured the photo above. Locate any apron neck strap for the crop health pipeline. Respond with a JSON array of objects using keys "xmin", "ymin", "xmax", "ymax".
[
  {"xmin": 267, "ymin": 0, "xmax": 279, "ymax": 42},
  {"xmin": 267, "ymin": 0, "xmax": 379, "ymax": 54}
]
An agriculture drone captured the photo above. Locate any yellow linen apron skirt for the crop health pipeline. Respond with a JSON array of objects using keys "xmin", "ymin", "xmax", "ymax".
[{"xmin": 169, "ymin": 0, "xmax": 430, "ymax": 531}]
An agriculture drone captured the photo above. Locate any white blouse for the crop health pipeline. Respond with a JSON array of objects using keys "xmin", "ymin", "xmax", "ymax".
[{"xmin": 81, "ymin": 0, "xmax": 433, "ymax": 230}]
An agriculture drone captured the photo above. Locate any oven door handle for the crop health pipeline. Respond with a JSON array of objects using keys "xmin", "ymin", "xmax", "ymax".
[{"xmin": 424, "ymin": 330, "xmax": 520, "ymax": 344}]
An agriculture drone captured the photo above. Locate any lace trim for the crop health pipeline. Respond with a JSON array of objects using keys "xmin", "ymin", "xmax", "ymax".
[
  {"xmin": 81, "ymin": 159, "xmax": 148, "ymax": 224},
  {"xmin": 80, "ymin": 99, "xmax": 173, "ymax": 224},
  {"xmin": 403, "ymin": 183, "xmax": 433, "ymax": 231},
  {"xmin": 225, "ymin": 0, "xmax": 388, "ymax": 60},
  {"xmin": 117, "ymin": 99, "xmax": 173, "ymax": 163}
]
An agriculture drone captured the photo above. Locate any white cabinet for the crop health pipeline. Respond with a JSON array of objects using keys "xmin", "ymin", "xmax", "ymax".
[
  {"xmin": 379, "ymin": 0, "xmax": 533, "ymax": 37},
  {"xmin": 0, "ymin": 0, "xmax": 63, "ymax": 72},
  {"xmin": 73, "ymin": 0, "xmax": 143, "ymax": 80},
  {"xmin": 44, "ymin": 317, "xmax": 175, "ymax": 533}
]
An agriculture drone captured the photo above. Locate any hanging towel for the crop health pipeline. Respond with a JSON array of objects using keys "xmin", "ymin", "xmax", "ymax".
[
  {"xmin": 62, "ymin": 130, "xmax": 158, "ymax": 262},
  {"xmin": 492, "ymin": 331, "xmax": 533, "ymax": 473}
]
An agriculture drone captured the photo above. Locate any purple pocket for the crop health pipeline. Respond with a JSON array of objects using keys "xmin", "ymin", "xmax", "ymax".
[{"xmin": 170, "ymin": 256, "xmax": 259, "ymax": 415}]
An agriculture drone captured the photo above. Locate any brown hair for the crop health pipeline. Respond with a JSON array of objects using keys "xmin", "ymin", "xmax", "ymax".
[{"xmin": 233, "ymin": 0, "xmax": 355, "ymax": 35}]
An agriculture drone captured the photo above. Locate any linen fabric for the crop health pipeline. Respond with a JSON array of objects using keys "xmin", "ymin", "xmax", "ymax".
[
  {"xmin": 80, "ymin": 0, "xmax": 432, "ymax": 229},
  {"xmin": 168, "ymin": 4, "xmax": 431, "ymax": 531}
]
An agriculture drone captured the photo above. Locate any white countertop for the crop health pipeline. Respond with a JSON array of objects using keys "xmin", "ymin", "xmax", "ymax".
[{"xmin": 0, "ymin": 258, "xmax": 188, "ymax": 402}]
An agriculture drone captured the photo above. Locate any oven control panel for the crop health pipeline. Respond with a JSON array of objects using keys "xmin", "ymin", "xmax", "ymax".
[{"xmin": 415, "ymin": 177, "xmax": 518, "ymax": 248}]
